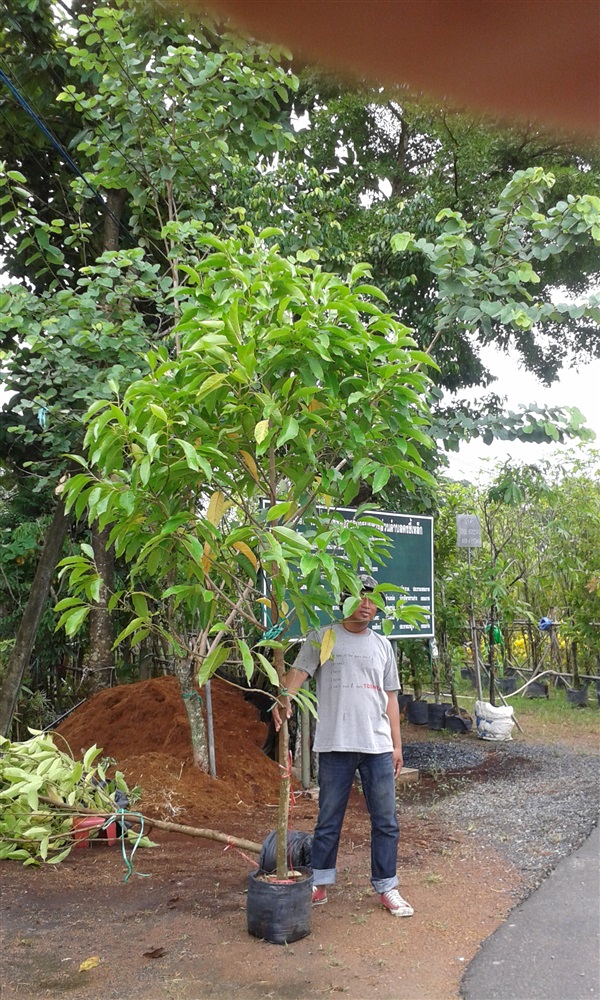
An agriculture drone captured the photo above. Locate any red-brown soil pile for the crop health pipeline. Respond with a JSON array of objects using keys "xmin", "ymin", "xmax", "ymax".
[{"xmin": 57, "ymin": 676, "xmax": 283, "ymax": 829}]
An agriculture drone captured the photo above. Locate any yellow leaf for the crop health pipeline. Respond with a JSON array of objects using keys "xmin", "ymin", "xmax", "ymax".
[
  {"xmin": 79, "ymin": 957, "xmax": 100, "ymax": 972},
  {"xmin": 206, "ymin": 490, "xmax": 226, "ymax": 527},
  {"xmin": 254, "ymin": 419, "xmax": 269, "ymax": 444},
  {"xmin": 308, "ymin": 399, "xmax": 325, "ymax": 412},
  {"xmin": 257, "ymin": 597, "xmax": 271, "ymax": 608},
  {"xmin": 202, "ymin": 542, "xmax": 213, "ymax": 574},
  {"xmin": 240, "ymin": 449, "xmax": 259, "ymax": 483},
  {"xmin": 281, "ymin": 601, "xmax": 289, "ymax": 615},
  {"xmin": 232, "ymin": 540, "xmax": 258, "ymax": 570},
  {"xmin": 319, "ymin": 627, "xmax": 336, "ymax": 665}
]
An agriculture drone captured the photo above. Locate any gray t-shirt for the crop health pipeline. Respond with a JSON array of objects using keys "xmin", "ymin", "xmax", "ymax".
[{"xmin": 293, "ymin": 623, "xmax": 400, "ymax": 753}]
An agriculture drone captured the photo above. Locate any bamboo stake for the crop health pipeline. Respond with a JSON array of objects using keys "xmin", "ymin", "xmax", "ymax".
[{"xmin": 39, "ymin": 795, "xmax": 262, "ymax": 853}]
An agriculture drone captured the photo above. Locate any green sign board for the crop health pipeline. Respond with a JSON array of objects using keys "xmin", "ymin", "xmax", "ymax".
[{"xmin": 265, "ymin": 506, "xmax": 434, "ymax": 640}]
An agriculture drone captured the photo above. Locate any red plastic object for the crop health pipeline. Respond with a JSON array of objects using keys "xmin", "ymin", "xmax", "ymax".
[{"xmin": 72, "ymin": 815, "xmax": 117, "ymax": 848}]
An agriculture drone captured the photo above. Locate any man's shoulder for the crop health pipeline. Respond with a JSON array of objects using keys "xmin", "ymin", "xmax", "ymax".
[{"xmin": 366, "ymin": 628, "xmax": 393, "ymax": 650}]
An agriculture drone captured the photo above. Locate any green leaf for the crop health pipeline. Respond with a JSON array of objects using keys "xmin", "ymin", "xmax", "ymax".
[
  {"xmin": 255, "ymin": 652, "xmax": 279, "ymax": 687},
  {"xmin": 238, "ymin": 639, "xmax": 254, "ymax": 683},
  {"xmin": 197, "ymin": 644, "xmax": 230, "ymax": 685}
]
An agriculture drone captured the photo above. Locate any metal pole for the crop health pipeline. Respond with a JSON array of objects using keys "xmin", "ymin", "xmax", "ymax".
[
  {"xmin": 205, "ymin": 678, "xmax": 217, "ymax": 778},
  {"xmin": 468, "ymin": 546, "xmax": 484, "ymax": 701}
]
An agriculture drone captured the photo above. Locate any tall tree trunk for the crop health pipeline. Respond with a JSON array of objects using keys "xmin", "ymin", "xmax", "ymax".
[
  {"xmin": 79, "ymin": 188, "xmax": 127, "ymax": 692},
  {"xmin": 0, "ymin": 500, "xmax": 69, "ymax": 737},
  {"xmin": 82, "ymin": 525, "xmax": 115, "ymax": 693},
  {"xmin": 173, "ymin": 655, "xmax": 209, "ymax": 771}
]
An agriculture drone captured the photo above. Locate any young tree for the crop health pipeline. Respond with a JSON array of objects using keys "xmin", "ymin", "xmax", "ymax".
[{"xmin": 57, "ymin": 228, "xmax": 434, "ymax": 876}]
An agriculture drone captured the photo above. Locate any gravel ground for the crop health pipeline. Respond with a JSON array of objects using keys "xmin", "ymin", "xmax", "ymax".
[{"xmin": 402, "ymin": 738, "xmax": 600, "ymax": 896}]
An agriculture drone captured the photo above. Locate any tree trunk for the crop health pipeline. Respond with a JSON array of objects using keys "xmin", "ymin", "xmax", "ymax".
[
  {"xmin": 274, "ymin": 644, "xmax": 291, "ymax": 879},
  {"xmin": 0, "ymin": 499, "xmax": 70, "ymax": 737},
  {"xmin": 77, "ymin": 188, "xmax": 126, "ymax": 693},
  {"xmin": 81, "ymin": 524, "xmax": 115, "ymax": 693},
  {"xmin": 173, "ymin": 655, "xmax": 209, "ymax": 771},
  {"xmin": 571, "ymin": 639, "xmax": 580, "ymax": 691}
]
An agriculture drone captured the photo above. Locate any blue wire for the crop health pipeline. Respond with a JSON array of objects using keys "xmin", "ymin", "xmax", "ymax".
[{"xmin": 0, "ymin": 64, "xmax": 121, "ymax": 230}]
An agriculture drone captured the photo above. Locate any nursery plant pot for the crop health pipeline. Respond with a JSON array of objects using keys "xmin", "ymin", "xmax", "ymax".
[
  {"xmin": 398, "ymin": 693, "xmax": 414, "ymax": 713},
  {"xmin": 247, "ymin": 867, "xmax": 313, "ymax": 945},
  {"xmin": 524, "ymin": 680, "xmax": 548, "ymax": 699},
  {"xmin": 72, "ymin": 815, "xmax": 117, "ymax": 848},
  {"xmin": 444, "ymin": 708, "xmax": 473, "ymax": 733},
  {"xmin": 407, "ymin": 699, "xmax": 429, "ymax": 725},
  {"xmin": 427, "ymin": 702, "xmax": 446, "ymax": 730},
  {"xmin": 497, "ymin": 676, "xmax": 518, "ymax": 695},
  {"xmin": 566, "ymin": 686, "xmax": 589, "ymax": 708}
]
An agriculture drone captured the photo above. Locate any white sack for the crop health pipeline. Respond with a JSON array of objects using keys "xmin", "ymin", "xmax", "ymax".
[{"xmin": 475, "ymin": 699, "xmax": 515, "ymax": 741}]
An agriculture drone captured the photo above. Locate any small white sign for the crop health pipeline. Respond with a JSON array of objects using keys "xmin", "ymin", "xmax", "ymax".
[{"xmin": 456, "ymin": 514, "xmax": 482, "ymax": 548}]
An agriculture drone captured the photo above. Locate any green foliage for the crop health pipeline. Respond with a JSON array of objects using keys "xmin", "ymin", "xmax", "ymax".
[
  {"xmin": 390, "ymin": 169, "xmax": 600, "ymax": 367},
  {"xmin": 0, "ymin": 730, "xmax": 144, "ymax": 865}
]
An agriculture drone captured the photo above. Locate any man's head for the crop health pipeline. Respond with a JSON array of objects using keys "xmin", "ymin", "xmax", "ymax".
[{"xmin": 341, "ymin": 573, "xmax": 379, "ymax": 630}]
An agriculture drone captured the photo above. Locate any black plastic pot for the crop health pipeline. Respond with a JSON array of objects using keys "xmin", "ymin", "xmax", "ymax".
[
  {"xmin": 407, "ymin": 699, "xmax": 429, "ymax": 725},
  {"xmin": 497, "ymin": 676, "xmax": 518, "ymax": 695},
  {"xmin": 398, "ymin": 693, "xmax": 414, "ymax": 713},
  {"xmin": 460, "ymin": 667, "xmax": 476, "ymax": 686},
  {"xmin": 247, "ymin": 867, "xmax": 313, "ymax": 944},
  {"xmin": 566, "ymin": 686, "xmax": 588, "ymax": 708},
  {"xmin": 444, "ymin": 709, "xmax": 473, "ymax": 733},
  {"xmin": 427, "ymin": 702, "xmax": 446, "ymax": 730},
  {"xmin": 524, "ymin": 680, "xmax": 548, "ymax": 699}
]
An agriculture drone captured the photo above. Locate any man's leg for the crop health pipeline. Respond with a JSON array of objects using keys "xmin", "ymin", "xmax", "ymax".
[
  {"xmin": 359, "ymin": 752, "xmax": 413, "ymax": 916},
  {"xmin": 358, "ymin": 752, "xmax": 399, "ymax": 891},
  {"xmin": 311, "ymin": 751, "xmax": 358, "ymax": 888}
]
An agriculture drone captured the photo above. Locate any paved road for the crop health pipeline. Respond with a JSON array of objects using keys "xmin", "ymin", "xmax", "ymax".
[{"xmin": 462, "ymin": 822, "xmax": 600, "ymax": 1000}]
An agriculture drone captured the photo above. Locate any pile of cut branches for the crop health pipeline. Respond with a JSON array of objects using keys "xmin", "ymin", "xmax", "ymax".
[{"xmin": 0, "ymin": 730, "xmax": 150, "ymax": 865}]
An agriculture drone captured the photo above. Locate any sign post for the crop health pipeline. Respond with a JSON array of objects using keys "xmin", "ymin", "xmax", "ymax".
[{"xmin": 456, "ymin": 514, "xmax": 483, "ymax": 700}]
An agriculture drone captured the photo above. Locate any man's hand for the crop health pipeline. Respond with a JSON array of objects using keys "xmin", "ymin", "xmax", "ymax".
[
  {"xmin": 271, "ymin": 695, "xmax": 291, "ymax": 732},
  {"xmin": 392, "ymin": 747, "xmax": 403, "ymax": 778}
]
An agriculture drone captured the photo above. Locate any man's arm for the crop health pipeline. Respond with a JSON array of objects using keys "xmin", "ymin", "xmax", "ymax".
[
  {"xmin": 385, "ymin": 692, "xmax": 403, "ymax": 777},
  {"xmin": 272, "ymin": 667, "xmax": 310, "ymax": 731}
]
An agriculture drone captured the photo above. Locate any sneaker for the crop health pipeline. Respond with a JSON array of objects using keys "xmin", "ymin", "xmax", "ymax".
[
  {"xmin": 380, "ymin": 889, "xmax": 414, "ymax": 917},
  {"xmin": 312, "ymin": 885, "xmax": 328, "ymax": 906}
]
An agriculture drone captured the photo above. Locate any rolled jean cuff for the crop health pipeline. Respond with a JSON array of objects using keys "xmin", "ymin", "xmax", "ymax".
[
  {"xmin": 311, "ymin": 867, "xmax": 337, "ymax": 886},
  {"xmin": 372, "ymin": 875, "xmax": 398, "ymax": 893}
]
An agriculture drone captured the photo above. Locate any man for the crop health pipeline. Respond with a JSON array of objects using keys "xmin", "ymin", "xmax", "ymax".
[{"xmin": 273, "ymin": 574, "xmax": 413, "ymax": 917}]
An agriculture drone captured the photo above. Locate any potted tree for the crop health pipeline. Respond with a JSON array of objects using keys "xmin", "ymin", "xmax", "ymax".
[{"xmin": 59, "ymin": 230, "xmax": 434, "ymax": 942}]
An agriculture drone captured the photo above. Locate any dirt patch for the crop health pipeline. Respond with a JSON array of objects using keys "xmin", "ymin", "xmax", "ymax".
[{"xmin": 1, "ymin": 677, "xmax": 586, "ymax": 999}]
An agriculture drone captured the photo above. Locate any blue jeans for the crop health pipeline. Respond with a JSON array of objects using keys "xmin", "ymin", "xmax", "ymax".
[{"xmin": 311, "ymin": 751, "xmax": 399, "ymax": 893}]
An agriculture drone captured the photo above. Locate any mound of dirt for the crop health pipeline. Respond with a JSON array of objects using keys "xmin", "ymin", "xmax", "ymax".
[{"xmin": 56, "ymin": 676, "xmax": 284, "ymax": 828}]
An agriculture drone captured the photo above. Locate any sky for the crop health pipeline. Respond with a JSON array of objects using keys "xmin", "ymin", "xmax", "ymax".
[{"xmin": 443, "ymin": 347, "xmax": 600, "ymax": 481}]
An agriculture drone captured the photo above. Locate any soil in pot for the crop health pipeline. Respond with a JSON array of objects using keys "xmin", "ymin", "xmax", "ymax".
[
  {"xmin": 247, "ymin": 867, "xmax": 313, "ymax": 945},
  {"xmin": 407, "ymin": 699, "xmax": 429, "ymax": 725}
]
